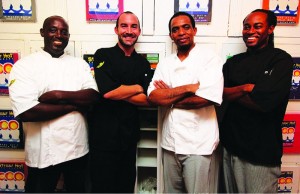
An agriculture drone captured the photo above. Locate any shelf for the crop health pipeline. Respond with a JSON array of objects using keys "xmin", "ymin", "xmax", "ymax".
[
  {"xmin": 140, "ymin": 127, "xmax": 157, "ymax": 131},
  {"xmin": 138, "ymin": 139, "xmax": 157, "ymax": 148},
  {"xmin": 138, "ymin": 131, "xmax": 157, "ymax": 148},
  {"xmin": 137, "ymin": 149, "xmax": 157, "ymax": 167},
  {"xmin": 137, "ymin": 167, "xmax": 157, "ymax": 193}
]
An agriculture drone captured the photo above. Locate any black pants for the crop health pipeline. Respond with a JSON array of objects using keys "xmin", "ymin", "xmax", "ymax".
[
  {"xmin": 90, "ymin": 146, "xmax": 137, "ymax": 193},
  {"xmin": 25, "ymin": 154, "xmax": 89, "ymax": 193}
]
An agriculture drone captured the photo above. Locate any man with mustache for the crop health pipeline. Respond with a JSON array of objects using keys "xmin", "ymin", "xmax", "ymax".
[
  {"xmin": 219, "ymin": 9, "xmax": 293, "ymax": 193},
  {"xmin": 147, "ymin": 12, "xmax": 223, "ymax": 193},
  {"xmin": 8, "ymin": 15, "xmax": 99, "ymax": 192},
  {"xmin": 88, "ymin": 11, "xmax": 152, "ymax": 193}
]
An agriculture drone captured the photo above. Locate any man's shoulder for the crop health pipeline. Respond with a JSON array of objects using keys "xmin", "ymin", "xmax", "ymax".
[
  {"xmin": 273, "ymin": 47, "xmax": 292, "ymax": 57},
  {"xmin": 14, "ymin": 51, "xmax": 45, "ymax": 64},
  {"xmin": 95, "ymin": 46, "xmax": 116, "ymax": 54}
]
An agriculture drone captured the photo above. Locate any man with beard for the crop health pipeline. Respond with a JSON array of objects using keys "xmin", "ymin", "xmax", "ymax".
[
  {"xmin": 147, "ymin": 12, "xmax": 224, "ymax": 193},
  {"xmin": 219, "ymin": 9, "xmax": 293, "ymax": 193},
  {"xmin": 8, "ymin": 15, "xmax": 99, "ymax": 192},
  {"xmin": 88, "ymin": 11, "xmax": 152, "ymax": 193}
]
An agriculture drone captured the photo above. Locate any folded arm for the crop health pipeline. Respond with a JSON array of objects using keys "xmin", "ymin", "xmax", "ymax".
[
  {"xmin": 223, "ymin": 84, "xmax": 254, "ymax": 101},
  {"xmin": 148, "ymin": 80, "xmax": 199, "ymax": 107},
  {"xmin": 223, "ymin": 84, "xmax": 263, "ymax": 111},
  {"xmin": 174, "ymin": 95, "xmax": 215, "ymax": 109},
  {"xmin": 20, "ymin": 89, "xmax": 99, "ymax": 122},
  {"xmin": 103, "ymin": 84, "xmax": 150, "ymax": 106}
]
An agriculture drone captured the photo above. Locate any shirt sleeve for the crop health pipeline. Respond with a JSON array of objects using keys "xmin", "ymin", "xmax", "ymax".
[
  {"xmin": 93, "ymin": 48, "xmax": 121, "ymax": 95},
  {"xmin": 147, "ymin": 59, "xmax": 167, "ymax": 96},
  {"xmin": 195, "ymin": 51, "xmax": 224, "ymax": 105},
  {"xmin": 79, "ymin": 58, "xmax": 99, "ymax": 91},
  {"xmin": 250, "ymin": 50, "xmax": 293, "ymax": 112},
  {"xmin": 8, "ymin": 59, "xmax": 39, "ymax": 117}
]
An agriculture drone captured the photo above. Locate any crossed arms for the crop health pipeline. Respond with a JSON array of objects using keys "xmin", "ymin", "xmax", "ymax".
[
  {"xmin": 103, "ymin": 84, "xmax": 150, "ymax": 107},
  {"xmin": 148, "ymin": 80, "xmax": 214, "ymax": 109},
  {"xmin": 223, "ymin": 84, "xmax": 263, "ymax": 111},
  {"xmin": 19, "ymin": 89, "xmax": 99, "ymax": 122}
]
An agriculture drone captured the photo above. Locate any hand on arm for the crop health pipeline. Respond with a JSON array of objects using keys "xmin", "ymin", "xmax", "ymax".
[
  {"xmin": 103, "ymin": 84, "xmax": 150, "ymax": 106},
  {"xmin": 38, "ymin": 89, "xmax": 99, "ymax": 106},
  {"xmin": 19, "ymin": 103, "xmax": 77, "ymax": 122},
  {"xmin": 223, "ymin": 84, "xmax": 254, "ymax": 101},
  {"xmin": 124, "ymin": 93, "xmax": 151, "ymax": 107},
  {"xmin": 148, "ymin": 80, "xmax": 199, "ymax": 107},
  {"xmin": 224, "ymin": 84, "xmax": 263, "ymax": 111},
  {"xmin": 174, "ymin": 95, "xmax": 215, "ymax": 109},
  {"xmin": 20, "ymin": 89, "xmax": 99, "ymax": 122}
]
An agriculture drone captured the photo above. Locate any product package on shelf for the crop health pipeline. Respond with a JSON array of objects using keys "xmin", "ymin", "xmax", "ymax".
[
  {"xmin": 0, "ymin": 110, "xmax": 24, "ymax": 149},
  {"xmin": 0, "ymin": 53, "xmax": 19, "ymax": 96},
  {"xmin": 0, "ymin": 160, "xmax": 27, "ymax": 193}
]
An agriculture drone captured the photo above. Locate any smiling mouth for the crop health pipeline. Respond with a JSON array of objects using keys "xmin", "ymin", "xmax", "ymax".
[
  {"xmin": 53, "ymin": 40, "xmax": 62, "ymax": 46},
  {"xmin": 246, "ymin": 37, "xmax": 257, "ymax": 41}
]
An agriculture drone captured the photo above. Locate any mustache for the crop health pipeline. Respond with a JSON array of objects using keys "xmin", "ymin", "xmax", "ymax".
[{"xmin": 122, "ymin": 33, "xmax": 136, "ymax": 38}]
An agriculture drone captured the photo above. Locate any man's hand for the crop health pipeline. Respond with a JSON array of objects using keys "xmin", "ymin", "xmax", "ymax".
[
  {"xmin": 39, "ymin": 90, "xmax": 63, "ymax": 104},
  {"xmin": 188, "ymin": 82, "xmax": 200, "ymax": 93},
  {"xmin": 154, "ymin": 80, "xmax": 170, "ymax": 89}
]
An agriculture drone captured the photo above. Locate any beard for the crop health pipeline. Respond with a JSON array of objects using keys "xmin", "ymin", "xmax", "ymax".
[
  {"xmin": 177, "ymin": 43, "xmax": 192, "ymax": 52},
  {"xmin": 118, "ymin": 34, "xmax": 138, "ymax": 48}
]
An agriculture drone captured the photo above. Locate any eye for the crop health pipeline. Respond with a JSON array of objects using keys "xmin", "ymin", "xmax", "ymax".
[
  {"xmin": 183, "ymin": 25, "xmax": 191, "ymax": 30},
  {"xmin": 49, "ymin": 27, "xmax": 57, "ymax": 33},
  {"xmin": 120, "ymin": 24, "xmax": 128, "ymax": 28},
  {"xmin": 171, "ymin": 27, "xmax": 179, "ymax": 33},
  {"xmin": 131, "ymin": 24, "xmax": 138, "ymax": 29},
  {"xmin": 61, "ymin": 30, "xmax": 69, "ymax": 36},
  {"xmin": 254, "ymin": 24, "xmax": 263, "ymax": 29},
  {"xmin": 243, "ymin": 25, "xmax": 250, "ymax": 30}
]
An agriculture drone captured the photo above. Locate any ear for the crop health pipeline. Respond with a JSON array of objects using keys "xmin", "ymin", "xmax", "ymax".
[
  {"xmin": 40, "ymin": 28, "xmax": 44, "ymax": 37},
  {"xmin": 114, "ymin": 26, "xmax": 118, "ymax": 35},
  {"xmin": 268, "ymin": 25, "xmax": 275, "ymax": 35},
  {"xmin": 169, "ymin": 33, "xmax": 174, "ymax": 41},
  {"xmin": 193, "ymin": 27, "xmax": 197, "ymax": 35}
]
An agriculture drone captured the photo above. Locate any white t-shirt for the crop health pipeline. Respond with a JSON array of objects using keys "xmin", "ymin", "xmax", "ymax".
[
  {"xmin": 9, "ymin": 50, "xmax": 98, "ymax": 168},
  {"xmin": 148, "ymin": 44, "xmax": 224, "ymax": 155}
]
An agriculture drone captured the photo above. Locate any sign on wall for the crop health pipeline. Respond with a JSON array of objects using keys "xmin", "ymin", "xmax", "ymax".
[
  {"xmin": 86, "ymin": 0, "xmax": 124, "ymax": 22},
  {"xmin": 263, "ymin": 0, "xmax": 300, "ymax": 25}
]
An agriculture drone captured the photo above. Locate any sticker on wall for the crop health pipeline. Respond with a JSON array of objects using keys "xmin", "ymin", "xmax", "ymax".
[
  {"xmin": 278, "ymin": 165, "xmax": 300, "ymax": 193},
  {"xmin": 0, "ymin": 53, "xmax": 19, "ymax": 96},
  {"xmin": 282, "ymin": 112, "xmax": 300, "ymax": 153},
  {"xmin": 290, "ymin": 57, "xmax": 300, "ymax": 100},
  {"xmin": 140, "ymin": 53, "xmax": 159, "ymax": 70},
  {"xmin": 83, "ymin": 54, "xmax": 95, "ymax": 77},
  {"xmin": 174, "ymin": 0, "xmax": 212, "ymax": 22},
  {"xmin": 262, "ymin": 0, "xmax": 300, "ymax": 25},
  {"xmin": 0, "ymin": 0, "xmax": 36, "ymax": 22},
  {"xmin": 278, "ymin": 171, "xmax": 294, "ymax": 193},
  {"xmin": 0, "ymin": 160, "xmax": 27, "ymax": 193},
  {"xmin": 0, "ymin": 110, "xmax": 24, "ymax": 149},
  {"xmin": 85, "ymin": 0, "xmax": 124, "ymax": 22}
]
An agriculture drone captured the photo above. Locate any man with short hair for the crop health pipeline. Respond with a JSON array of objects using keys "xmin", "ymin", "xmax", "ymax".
[
  {"xmin": 9, "ymin": 15, "xmax": 99, "ymax": 193},
  {"xmin": 147, "ymin": 12, "xmax": 224, "ymax": 193},
  {"xmin": 220, "ymin": 9, "xmax": 294, "ymax": 193},
  {"xmin": 88, "ymin": 11, "xmax": 152, "ymax": 193}
]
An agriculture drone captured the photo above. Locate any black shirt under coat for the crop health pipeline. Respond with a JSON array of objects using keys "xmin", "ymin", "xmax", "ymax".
[
  {"xmin": 220, "ymin": 45, "xmax": 293, "ymax": 166},
  {"xmin": 89, "ymin": 44, "xmax": 152, "ymax": 151}
]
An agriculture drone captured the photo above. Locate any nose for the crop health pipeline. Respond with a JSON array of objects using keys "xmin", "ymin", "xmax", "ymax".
[
  {"xmin": 178, "ymin": 27, "xmax": 185, "ymax": 35},
  {"xmin": 126, "ymin": 27, "xmax": 133, "ymax": 34},
  {"xmin": 247, "ymin": 27, "xmax": 255, "ymax": 34},
  {"xmin": 55, "ymin": 30, "xmax": 62, "ymax": 37}
]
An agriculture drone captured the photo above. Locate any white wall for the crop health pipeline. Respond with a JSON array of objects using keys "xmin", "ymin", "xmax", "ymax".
[{"xmin": 1, "ymin": 0, "xmax": 300, "ymax": 191}]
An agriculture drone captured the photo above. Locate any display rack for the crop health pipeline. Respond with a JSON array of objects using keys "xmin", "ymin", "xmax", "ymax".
[{"xmin": 136, "ymin": 107, "xmax": 162, "ymax": 193}]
